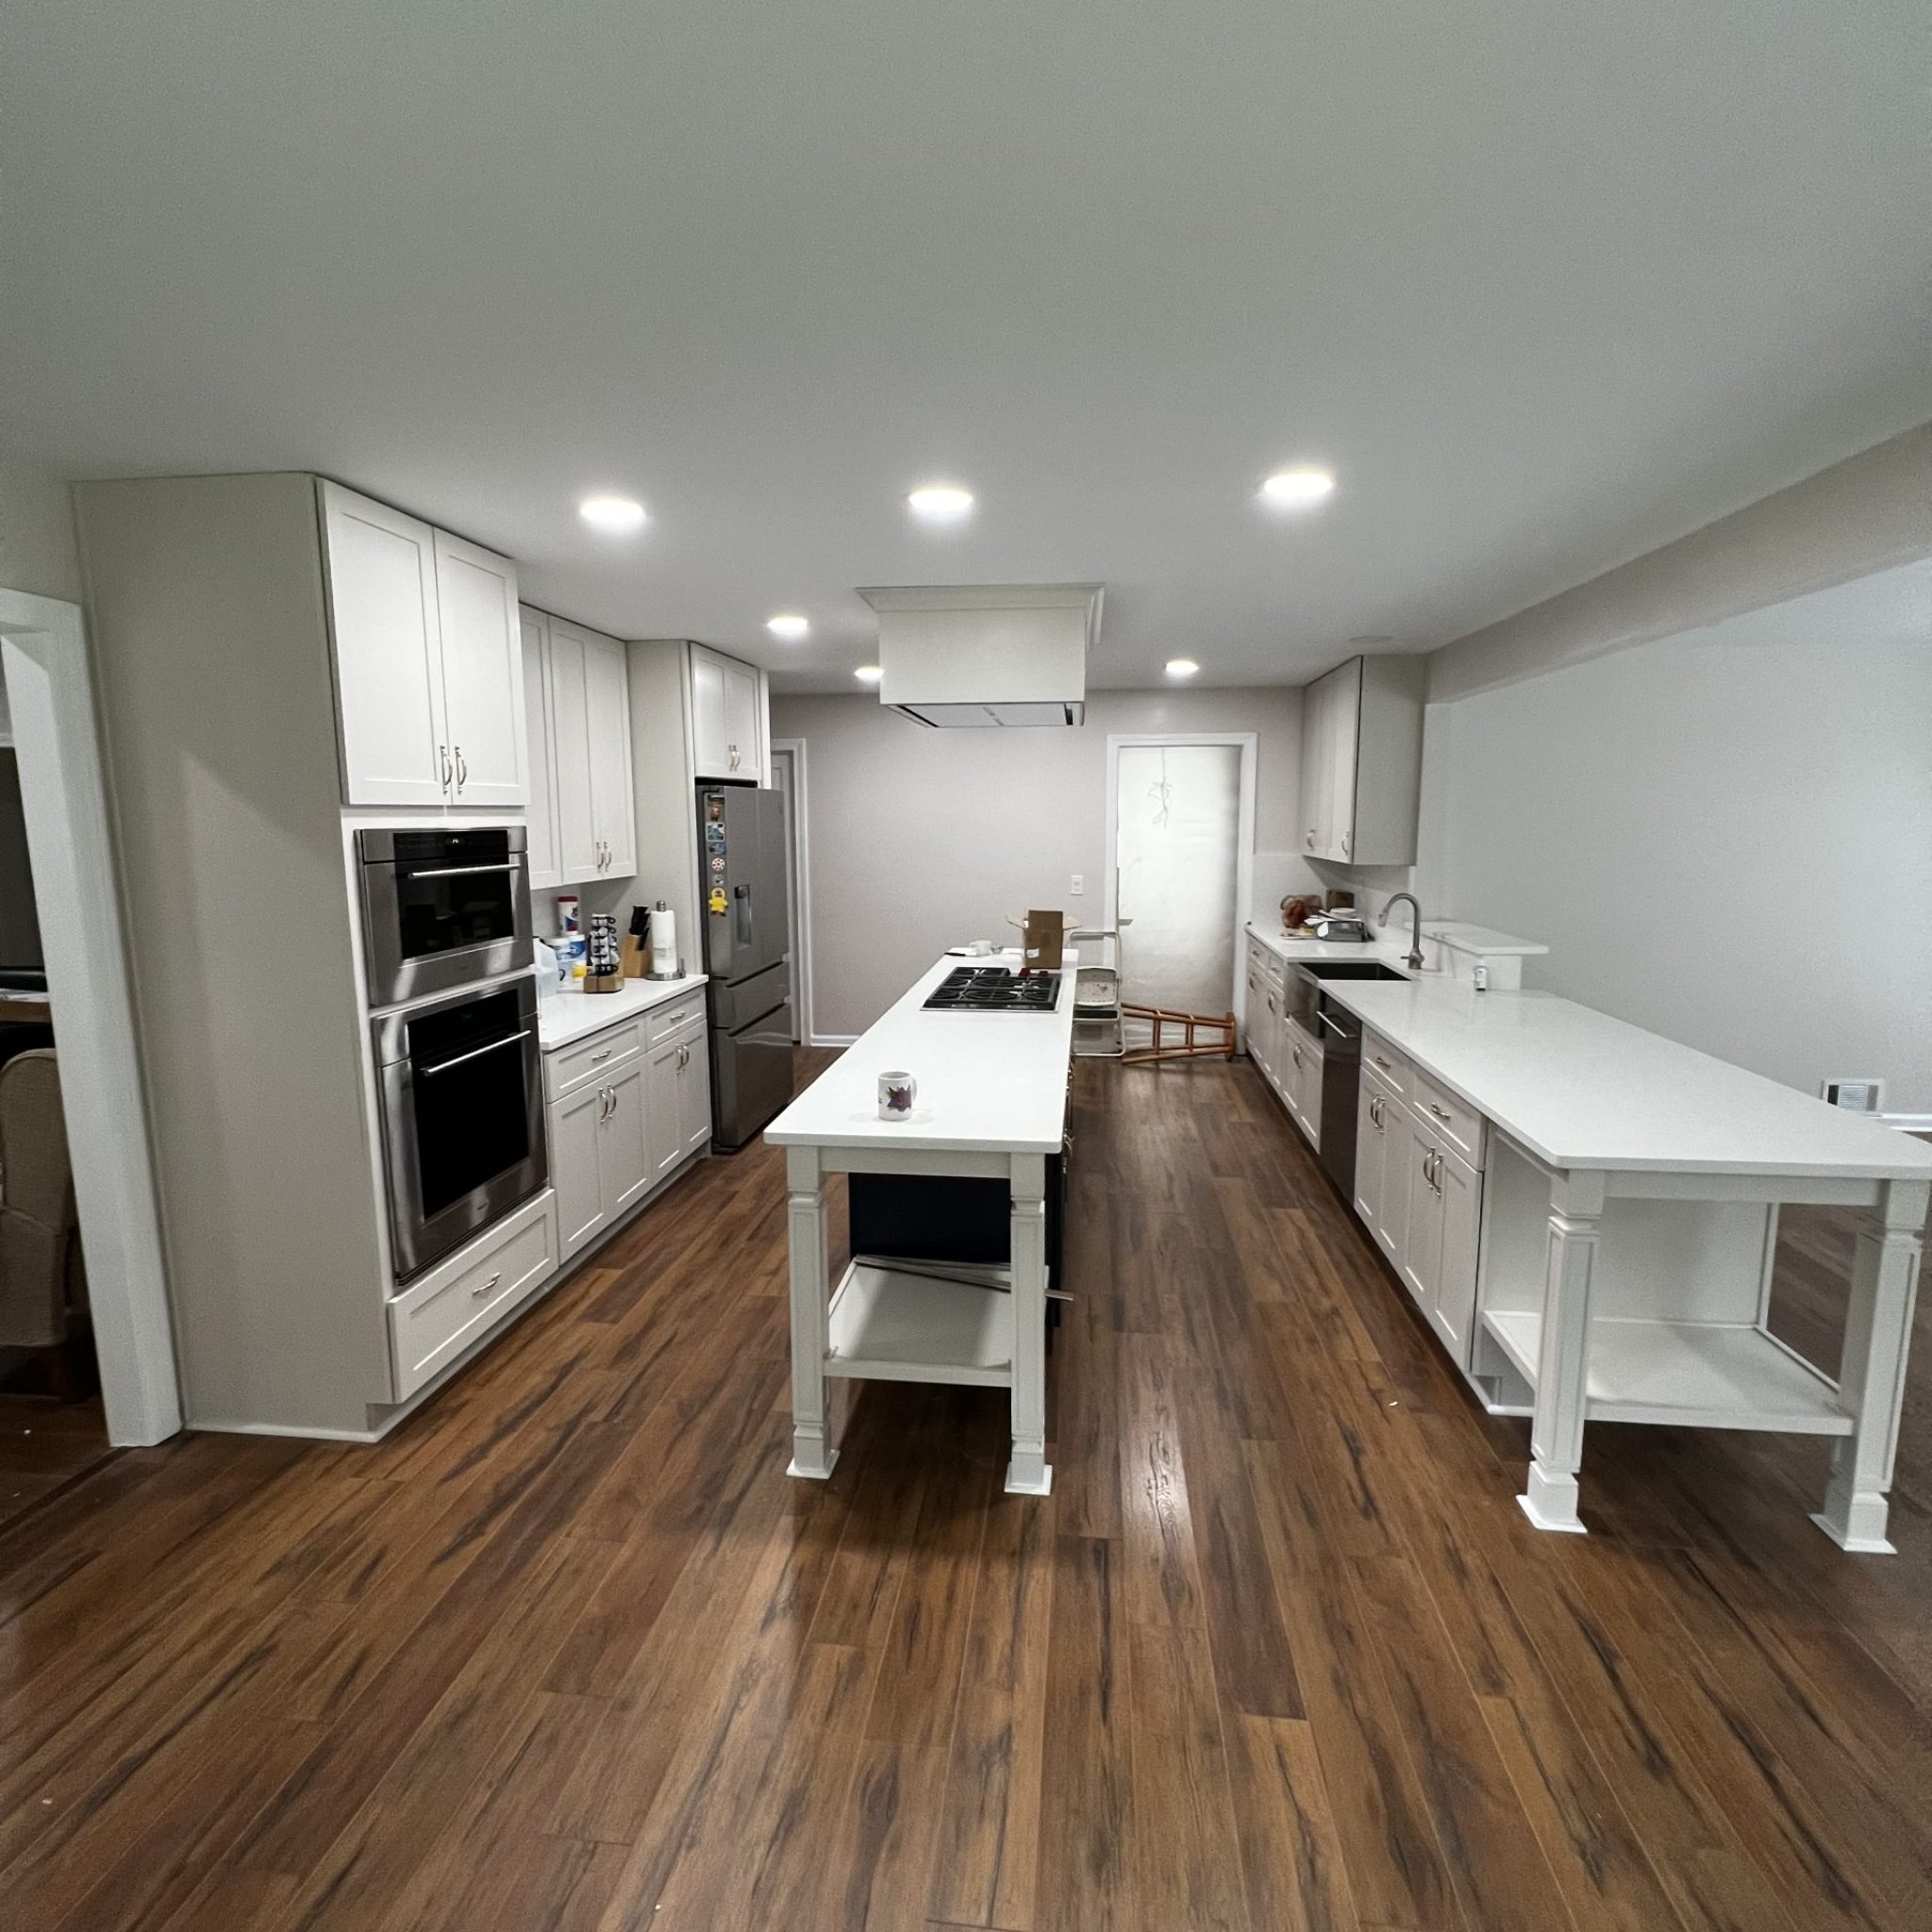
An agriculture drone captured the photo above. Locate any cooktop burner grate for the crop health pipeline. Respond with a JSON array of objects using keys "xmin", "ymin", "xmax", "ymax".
[{"xmin": 923, "ymin": 967, "xmax": 1063, "ymax": 1012}]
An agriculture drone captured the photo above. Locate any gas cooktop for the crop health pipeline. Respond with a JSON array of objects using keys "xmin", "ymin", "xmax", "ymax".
[{"xmin": 923, "ymin": 966, "xmax": 1062, "ymax": 1012}]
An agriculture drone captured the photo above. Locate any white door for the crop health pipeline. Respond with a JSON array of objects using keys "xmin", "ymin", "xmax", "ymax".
[
  {"xmin": 1429, "ymin": 1148, "xmax": 1482, "ymax": 1361},
  {"xmin": 1112, "ymin": 741, "xmax": 1245, "ymax": 1022},
  {"xmin": 646, "ymin": 1032, "xmax": 686, "ymax": 1180},
  {"xmin": 320, "ymin": 482, "xmax": 448, "ymax": 807},
  {"xmin": 584, "ymin": 635, "xmax": 635, "ymax": 876},
  {"xmin": 600, "ymin": 1059, "xmax": 653, "ymax": 1216},
  {"xmin": 690, "ymin": 647, "xmax": 728, "ymax": 778},
  {"xmin": 722, "ymin": 658, "xmax": 759, "ymax": 777},
  {"xmin": 434, "ymin": 531, "xmax": 525, "ymax": 807},
  {"xmin": 521, "ymin": 611, "xmax": 561, "ymax": 890},
  {"xmin": 678, "ymin": 1032, "xmax": 713, "ymax": 1156},
  {"xmin": 550, "ymin": 1082, "xmax": 608, "ymax": 1260},
  {"xmin": 547, "ymin": 623, "xmax": 599, "ymax": 880}
]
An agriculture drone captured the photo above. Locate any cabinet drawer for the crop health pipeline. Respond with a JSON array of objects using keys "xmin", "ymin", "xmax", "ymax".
[
  {"xmin": 1411, "ymin": 1067, "xmax": 1485, "ymax": 1168},
  {"xmin": 388, "ymin": 1191, "xmax": 557, "ymax": 1400},
  {"xmin": 1362, "ymin": 1031, "xmax": 1410, "ymax": 1098},
  {"xmin": 646, "ymin": 995, "xmax": 707, "ymax": 1045},
  {"xmin": 544, "ymin": 1020, "xmax": 641, "ymax": 1101}
]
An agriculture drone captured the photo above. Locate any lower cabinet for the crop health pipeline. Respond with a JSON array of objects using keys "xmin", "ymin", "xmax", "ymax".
[
  {"xmin": 646, "ymin": 1022, "xmax": 712, "ymax": 1181},
  {"xmin": 1281, "ymin": 1020, "xmax": 1323, "ymax": 1148},
  {"xmin": 546, "ymin": 1013, "xmax": 708, "ymax": 1265},
  {"xmin": 1357, "ymin": 1058, "xmax": 1481, "ymax": 1362}
]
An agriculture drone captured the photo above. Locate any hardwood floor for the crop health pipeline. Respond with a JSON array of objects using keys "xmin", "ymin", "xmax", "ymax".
[
  {"xmin": 0, "ymin": 1392, "xmax": 108, "ymax": 1531},
  {"xmin": 3, "ymin": 1049, "xmax": 1929, "ymax": 1932}
]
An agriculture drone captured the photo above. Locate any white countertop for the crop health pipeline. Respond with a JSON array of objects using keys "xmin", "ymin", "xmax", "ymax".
[
  {"xmin": 1329, "ymin": 977, "xmax": 1932, "ymax": 1180},
  {"xmin": 1246, "ymin": 919, "xmax": 1548, "ymax": 968},
  {"xmin": 766, "ymin": 950, "xmax": 1075, "ymax": 1156},
  {"xmin": 1248, "ymin": 925, "xmax": 1419, "ymax": 969},
  {"xmin": 537, "ymin": 973, "xmax": 708, "ymax": 1051}
]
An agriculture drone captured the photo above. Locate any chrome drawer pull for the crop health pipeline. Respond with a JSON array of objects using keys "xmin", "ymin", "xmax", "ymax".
[
  {"xmin": 471, "ymin": 1271, "xmax": 503, "ymax": 1298},
  {"xmin": 1427, "ymin": 1102, "xmax": 1452, "ymax": 1122}
]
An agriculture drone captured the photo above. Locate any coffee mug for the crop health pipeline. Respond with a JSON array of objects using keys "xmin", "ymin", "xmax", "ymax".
[{"xmin": 878, "ymin": 1071, "xmax": 916, "ymax": 1121}]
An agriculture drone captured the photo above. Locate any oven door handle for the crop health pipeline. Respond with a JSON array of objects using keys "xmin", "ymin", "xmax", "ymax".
[
  {"xmin": 401, "ymin": 861, "xmax": 522, "ymax": 880},
  {"xmin": 417, "ymin": 1028, "xmax": 532, "ymax": 1077}
]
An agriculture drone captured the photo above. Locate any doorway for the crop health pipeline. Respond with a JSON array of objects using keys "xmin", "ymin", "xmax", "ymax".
[
  {"xmin": 0, "ymin": 590, "xmax": 179, "ymax": 1463},
  {"xmin": 769, "ymin": 739, "xmax": 813, "ymax": 1046},
  {"xmin": 1106, "ymin": 734, "xmax": 1256, "ymax": 1025}
]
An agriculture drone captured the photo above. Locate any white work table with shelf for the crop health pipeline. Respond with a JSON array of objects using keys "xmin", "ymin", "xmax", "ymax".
[
  {"xmin": 765, "ymin": 950, "xmax": 1075, "ymax": 1494},
  {"xmin": 1328, "ymin": 974, "xmax": 1932, "ymax": 1550}
]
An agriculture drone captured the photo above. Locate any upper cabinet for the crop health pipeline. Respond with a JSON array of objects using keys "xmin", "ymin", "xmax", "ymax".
[
  {"xmin": 522, "ymin": 608, "xmax": 636, "ymax": 885},
  {"xmin": 520, "ymin": 610, "xmax": 561, "ymax": 889},
  {"xmin": 1297, "ymin": 654, "xmax": 1425, "ymax": 866},
  {"xmin": 690, "ymin": 643, "xmax": 765, "ymax": 781},
  {"xmin": 320, "ymin": 481, "xmax": 525, "ymax": 809}
]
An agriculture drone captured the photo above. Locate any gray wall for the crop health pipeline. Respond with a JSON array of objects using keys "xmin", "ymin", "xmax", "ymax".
[{"xmin": 771, "ymin": 687, "xmax": 1309, "ymax": 1039}]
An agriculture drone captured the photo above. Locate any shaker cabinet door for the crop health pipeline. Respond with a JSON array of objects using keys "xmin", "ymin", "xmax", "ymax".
[
  {"xmin": 549, "ymin": 1082, "xmax": 608, "ymax": 1261},
  {"xmin": 546, "ymin": 622, "xmax": 600, "ymax": 881},
  {"xmin": 1428, "ymin": 1145, "xmax": 1482, "ymax": 1362},
  {"xmin": 434, "ymin": 531, "xmax": 525, "ymax": 807},
  {"xmin": 584, "ymin": 634, "xmax": 636, "ymax": 877},
  {"xmin": 679, "ymin": 1031, "xmax": 713, "ymax": 1156},
  {"xmin": 521, "ymin": 610, "xmax": 561, "ymax": 889},
  {"xmin": 600, "ymin": 1060, "xmax": 653, "ymax": 1217},
  {"xmin": 321, "ymin": 482, "xmax": 448, "ymax": 806}
]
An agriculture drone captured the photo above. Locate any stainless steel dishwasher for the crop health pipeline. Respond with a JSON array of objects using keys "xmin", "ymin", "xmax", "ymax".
[{"xmin": 1291, "ymin": 960, "xmax": 1409, "ymax": 1196}]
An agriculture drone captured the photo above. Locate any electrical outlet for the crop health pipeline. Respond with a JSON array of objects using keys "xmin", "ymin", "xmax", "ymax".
[
  {"xmin": 1070, "ymin": 874, "xmax": 1085, "ymax": 895},
  {"xmin": 1822, "ymin": 1077, "xmax": 1883, "ymax": 1113}
]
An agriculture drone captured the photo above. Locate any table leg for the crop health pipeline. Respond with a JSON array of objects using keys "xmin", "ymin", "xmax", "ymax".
[
  {"xmin": 1005, "ymin": 1152, "xmax": 1052, "ymax": 1495},
  {"xmin": 785, "ymin": 1144, "xmax": 837, "ymax": 1479},
  {"xmin": 1813, "ymin": 1176, "xmax": 1927, "ymax": 1554},
  {"xmin": 1521, "ymin": 1168, "xmax": 1604, "ymax": 1534}
]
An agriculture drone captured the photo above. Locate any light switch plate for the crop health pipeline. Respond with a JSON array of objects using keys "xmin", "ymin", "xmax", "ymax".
[{"xmin": 1070, "ymin": 874, "xmax": 1085, "ymax": 895}]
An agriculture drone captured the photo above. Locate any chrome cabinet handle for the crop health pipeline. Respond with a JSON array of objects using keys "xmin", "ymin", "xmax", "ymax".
[
  {"xmin": 1427, "ymin": 1102, "xmax": 1452, "ymax": 1123},
  {"xmin": 1374, "ymin": 1054, "xmax": 1393, "ymax": 1071},
  {"xmin": 454, "ymin": 746, "xmax": 467, "ymax": 791},
  {"xmin": 1341, "ymin": 834, "xmax": 1350, "ymax": 857},
  {"xmin": 419, "ymin": 1029, "xmax": 531, "ymax": 1076},
  {"xmin": 440, "ymin": 745, "xmax": 453, "ymax": 791},
  {"xmin": 1305, "ymin": 831, "xmax": 1315, "ymax": 847},
  {"xmin": 591, "ymin": 1047, "xmax": 612, "ymax": 1062},
  {"xmin": 471, "ymin": 1271, "xmax": 503, "ymax": 1298}
]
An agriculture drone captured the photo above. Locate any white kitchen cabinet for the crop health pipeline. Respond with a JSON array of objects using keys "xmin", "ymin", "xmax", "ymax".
[
  {"xmin": 1296, "ymin": 654, "xmax": 1425, "ymax": 866},
  {"xmin": 1354, "ymin": 1068, "xmax": 1406, "ymax": 1270},
  {"xmin": 321, "ymin": 484, "xmax": 447, "ymax": 807},
  {"xmin": 691, "ymin": 643, "xmax": 763, "ymax": 781},
  {"xmin": 532, "ymin": 610, "xmax": 636, "ymax": 884},
  {"xmin": 647, "ymin": 1020, "xmax": 710, "ymax": 1181},
  {"xmin": 433, "ymin": 531, "xmax": 526, "ymax": 806},
  {"xmin": 548, "ymin": 1056, "xmax": 652, "ymax": 1264},
  {"xmin": 320, "ymin": 481, "xmax": 525, "ymax": 810},
  {"xmin": 1282, "ymin": 1020, "xmax": 1323, "ymax": 1148},
  {"xmin": 521, "ymin": 610, "xmax": 562, "ymax": 890},
  {"xmin": 1429, "ymin": 1140, "xmax": 1482, "ymax": 1357},
  {"xmin": 1397, "ymin": 1113, "xmax": 1441, "ymax": 1310}
]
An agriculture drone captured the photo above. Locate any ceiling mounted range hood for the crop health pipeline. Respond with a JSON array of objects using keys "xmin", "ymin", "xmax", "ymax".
[{"xmin": 855, "ymin": 582, "xmax": 1104, "ymax": 727}]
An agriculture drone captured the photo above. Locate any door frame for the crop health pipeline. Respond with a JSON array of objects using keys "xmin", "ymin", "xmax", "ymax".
[
  {"xmin": 1104, "ymin": 731, "xmax": 1257, "ymax": 1029},
  {"xmin": 769, "ymin": 737, "xmax": 814, "ymax": 1046},
  {"xmin": 0, "ymin": 589, "xmax": 181, "ymax": 1444}
]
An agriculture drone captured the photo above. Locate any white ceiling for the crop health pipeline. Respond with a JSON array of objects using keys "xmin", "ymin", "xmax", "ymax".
[{"xmin": 3, "ymin": 3, "xmax": 1926, "ymax": 692}]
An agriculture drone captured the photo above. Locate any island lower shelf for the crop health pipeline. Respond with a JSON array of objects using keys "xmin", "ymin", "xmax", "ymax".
[
  {"xmin": 1480, "ymin": 1307, "xmax": 1854, "ymax": 1435},
  {"xmin": 824, "ymin": 1257, "xmax": 1016, "ymax": 1387}
]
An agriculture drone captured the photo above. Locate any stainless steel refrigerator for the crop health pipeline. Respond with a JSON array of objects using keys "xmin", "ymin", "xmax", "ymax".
[{"xmin": 697, "ymin": 784, "xmax": 794, "ymax": 1149}]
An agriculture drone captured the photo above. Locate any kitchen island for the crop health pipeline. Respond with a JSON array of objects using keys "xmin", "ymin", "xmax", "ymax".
[
  {"xmin": 765, "ymin": 950, "xmax": 1075, "ymax": 1493},
  {"xmin": 1327, "ymin": 974, "xmax": 1932, "ymax": 1549}
]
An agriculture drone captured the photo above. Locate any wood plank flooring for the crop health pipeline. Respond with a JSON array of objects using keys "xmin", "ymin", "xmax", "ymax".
[
  {"xmin": 3, "ymin": 1049, "xmax": 1930, "ymax": 1932},
  {"xmin": 0, "ymin": 1393, "xmax": 108, "ymax": 1530}
]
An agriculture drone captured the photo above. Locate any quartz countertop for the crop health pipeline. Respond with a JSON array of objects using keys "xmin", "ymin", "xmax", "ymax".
[
  {"xmin": 1246, "ymin": 924, "xmax": 1420, "ymax": 970},
  {"xmin": 1328, "ymin": 976, "xmax": 1932, "ymax": 1180},
  {"xmin": 537, "ymin": 973, "xmax": 708, "ymax": 1051},
  {"xmin": 766, "ymin": 950, "xmax": 1075, "ymax": 1155}
]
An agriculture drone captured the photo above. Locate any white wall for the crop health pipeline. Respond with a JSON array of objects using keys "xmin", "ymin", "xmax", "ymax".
[
  {"xmin": 1423, "ymin": 562, "xmax": 1932, "ymax": 1116},
  {"xmin": 770, "ymin": 687, "xmax": 1315, "ymax": 1039},
  {"xmin": 0, "ymin": 457, "xmax": 83, "ymax": 605}
]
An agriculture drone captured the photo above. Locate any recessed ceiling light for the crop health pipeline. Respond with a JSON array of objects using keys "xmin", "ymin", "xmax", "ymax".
[
  {"xmin": 1258, "ymin": 467, "xmax": 1336, "ymax": 509},
  {"xmin": 578, "ymin": 494, "xmax": 648, "ymax": 532},
  {"xmin": 854, "ymin": 664, "xmax": 884, "ymax": 685},
  {"xmin": 766, "ymin": 613, "xmax": 809, "ymax": 641},
  {"xmin": 908, "ymin": 484, "xmax": 974, "ymax": 524},
  {"xmin": 1165, "ymin": 658, "xmax": 1201, "ymax": 679}
]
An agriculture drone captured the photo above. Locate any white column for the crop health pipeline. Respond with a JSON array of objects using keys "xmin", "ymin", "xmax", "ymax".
[
  {"xmin": 1005, "ymin": 1151, "xmax": 1052, "ymax": 1495},
  {"xmin": 1520, "ymin": 1167, "xmax": 1605, "ymax": 1534},
  {"xmin": 1813, "ymin": 1176, "xmax": 1928, "ymax": 1553},
  {"xmin": 785, "ymin": 1143, "xmax": 837, "ymax": 1479}
]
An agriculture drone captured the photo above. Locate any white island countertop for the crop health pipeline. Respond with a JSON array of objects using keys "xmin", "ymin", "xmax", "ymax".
[
  {"xmin": 536, "ymin": 973, "xmax": 708, "ymax": 1051},
  {"xmin": 1329, "ymin": 976, "xmax": 1932, "ymax": 1180},
  {"xmin": 767, "ymin": 951, "xmax": 1076, "ymax": 1155}
]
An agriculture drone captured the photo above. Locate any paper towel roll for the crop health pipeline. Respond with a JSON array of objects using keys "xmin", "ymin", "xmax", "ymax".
[{"xmin": 648, "ymin": 905, "xmax": 677, "ymax": 978}]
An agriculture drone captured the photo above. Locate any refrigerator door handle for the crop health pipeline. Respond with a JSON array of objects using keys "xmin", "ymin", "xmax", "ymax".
[{"xmin": 733, "ymin": 881, "xmax": 752, "ymax": 950}]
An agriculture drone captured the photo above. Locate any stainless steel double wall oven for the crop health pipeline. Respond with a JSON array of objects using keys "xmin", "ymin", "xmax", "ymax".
[{"xmin": 358, "ymin": 827, "xmax": 547, "ymax": 1281}]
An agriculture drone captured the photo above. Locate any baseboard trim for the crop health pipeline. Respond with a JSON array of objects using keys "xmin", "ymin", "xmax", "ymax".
[{"xmin": 1881, "ymin": 1111, "xmax": 1932, "ymax": 1133}]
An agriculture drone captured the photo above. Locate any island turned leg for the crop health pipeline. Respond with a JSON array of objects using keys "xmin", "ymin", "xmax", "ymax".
[
  {"xmin": 785, "ymin": 1144, "xmax": 837, "ymax": 1480},
  {"xmin": 1005, "ymin": 1151, "xmax": 1053, "ymax": 1495},
  {"xmin": 1813, "ymin": 1176, "xmax": 1928, "ymax": 1554},
  {"xmin": 1521, "ymin": 1168, "xmax": 1606, "ymax": 1534}
]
